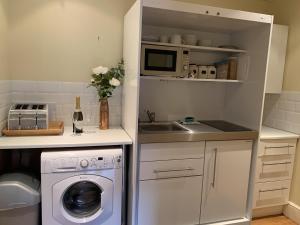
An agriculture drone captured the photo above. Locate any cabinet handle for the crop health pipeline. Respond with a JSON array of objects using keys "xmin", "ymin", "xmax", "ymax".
[
  {"xmin": 153, "ymin": 167, "xmax": 194, "ymax": 173},
  {"xmin": 211, "ymin": 148, "xmax": 218, "ymax": 188},
  {"xmin": 259, "ymin": 187, "xmax": 288, "ymax": 193},
  {"xmin": 265, "ymin": 145, "xmax": 294, "ymax": 149},
  {"xmin": 263, "ymin": 162, "xmax": 291, "ymax": 166}
]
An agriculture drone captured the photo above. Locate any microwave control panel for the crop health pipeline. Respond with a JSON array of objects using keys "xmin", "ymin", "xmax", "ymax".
[{"xmin": 182, "ymin": 48, "xmax": 190, "ymax": 77}]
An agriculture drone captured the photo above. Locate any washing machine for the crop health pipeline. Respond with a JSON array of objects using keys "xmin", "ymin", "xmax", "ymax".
[{"xmin": 41, "ymin": 148, "xmax": 123, "ymax": 225}]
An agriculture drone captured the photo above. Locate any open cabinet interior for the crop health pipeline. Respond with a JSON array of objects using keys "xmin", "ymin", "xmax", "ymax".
[{"xmin": 139, "ymin": 5, "xmax": 272, "ymax": 130}]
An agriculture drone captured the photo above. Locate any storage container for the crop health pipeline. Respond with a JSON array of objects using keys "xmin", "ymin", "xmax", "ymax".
[
  {"xmin": 0, "ymin": 173, "xmax": 41, "ymax": 225},
  {"xmin": 215, "ymin": 57, "xmax": 238, "ymax": 80}
]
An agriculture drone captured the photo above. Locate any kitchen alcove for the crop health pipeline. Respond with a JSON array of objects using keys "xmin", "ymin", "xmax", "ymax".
[{"xmin": 122, "ymin": 1, "xmax": 273, "ymax": 224}]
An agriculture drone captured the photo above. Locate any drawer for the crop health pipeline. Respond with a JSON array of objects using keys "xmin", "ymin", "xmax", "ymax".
[
  {"xmin": 258, "ymin": 139, "xmax": 297, "ymax": 157},
  {"xmin": 139, "ymin": 158, "xmax": 204, "ymax": 180},
  {"xmin": 253, "ymin": 180, "xmax": 291, "ymax": 208},
  {"xmin": 140, "ymin": 142, "xmax": 205, "ymax": 162},
  {"xmin": 256, "ymin": 154, "xmax": 294, "ymax": 182}
]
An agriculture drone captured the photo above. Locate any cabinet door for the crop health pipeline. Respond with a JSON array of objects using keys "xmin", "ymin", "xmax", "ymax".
[
  {"xmin": 265, "ymin": 24, "xmax": 289, "ymax": 94},
  {"xmin": 138, "ymin": 176, "xmax": 202, "ymax": 225},
  {"xmin": 200, "ymin": 140, "xmax": 252, "ymax": 224}
]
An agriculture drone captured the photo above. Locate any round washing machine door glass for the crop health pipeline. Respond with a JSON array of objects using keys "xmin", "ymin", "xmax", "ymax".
[
  {"xmin": 52, "ymin": 175, "xmax": 113, "ymax": 225},
  {"xmin": 63, "ymin": 181, "xmax": 102, "ymax": 218}
]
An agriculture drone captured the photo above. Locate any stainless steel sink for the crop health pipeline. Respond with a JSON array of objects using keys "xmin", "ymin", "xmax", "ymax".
[{"xmin": 139, "ymin": 122, "xmax": 189, "ymax": 133}]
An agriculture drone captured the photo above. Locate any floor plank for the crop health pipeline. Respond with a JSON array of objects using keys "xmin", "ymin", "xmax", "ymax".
[{"xmin": 252, "ymin": 216, "xmax": 298, "ymax": 225}]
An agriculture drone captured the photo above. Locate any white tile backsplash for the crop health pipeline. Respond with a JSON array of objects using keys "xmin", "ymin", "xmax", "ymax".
[
  {"xmin": 0, "ymin": 80, "xmax": 11, "ymax": 134},
  {"xmin": 10, "ymin": 80, "xmax": 122, "ymax": 126},
  {"xmin": 263, "ymin": 92, "xmax": 300, "ymax": 134}
]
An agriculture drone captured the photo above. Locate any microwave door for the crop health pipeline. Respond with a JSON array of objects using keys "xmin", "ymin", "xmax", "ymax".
[
  {"xmin": 145, "ymin": 49, "xmax": 177, "ymax": 71},
  {"xmin": 141, "ymin": 45, "xmax": 181, "ymax": 77}
]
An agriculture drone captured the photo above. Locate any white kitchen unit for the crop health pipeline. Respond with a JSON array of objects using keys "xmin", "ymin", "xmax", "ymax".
[
  {"xmin": 253, "ymin": 126, "xmax": 299, "ymax": 218},
  {"xmin": 200, "ymin": 140, "xmax": 253, "ymax": 224},
  {"xmin": 122, "ymin": 2, "xmax": 142, "ymax": 224},
  {"xmin": 138, "ymin": 142, "xmax": 205, "ymax": 225},
  {"xmin": 137, "ymin": 140, "xmax": 253, "ymax": 225},
  {"xmin": 122, "ymin": 1, "xmax": 273, "ymax": 224},
  {"xmin": 265, "ymin": 25, "xmax": 289, "ymax": 94}
]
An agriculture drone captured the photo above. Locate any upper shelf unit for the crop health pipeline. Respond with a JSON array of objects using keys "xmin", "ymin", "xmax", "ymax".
[
  {"xmin": 141, "ymin": 41, "xmax": 247, "ymax": 54},
  {"xmin": 142, "ymin": 1, "xmax": 273, "ymax": 33}
]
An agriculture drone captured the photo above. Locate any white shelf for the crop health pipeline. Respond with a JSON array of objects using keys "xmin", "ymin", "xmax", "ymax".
[
  {"xmin": 142, "ymin": 41, "xmax": 247, "ymax": 54},
  {"xmin": 140, "ymin": 76, "xmax": 243, "ymax": 83}
]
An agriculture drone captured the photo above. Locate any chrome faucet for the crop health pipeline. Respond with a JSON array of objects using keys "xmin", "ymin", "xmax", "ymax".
[{"xmin": 147, "ymin": 110, "xmax": 156, "ymax": 123}]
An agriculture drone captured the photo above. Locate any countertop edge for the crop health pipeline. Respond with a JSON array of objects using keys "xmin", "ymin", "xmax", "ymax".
[
  {"xmin": 0, "ymin": 126, "xmax": 132, "ymax": 150},
  {"xmin": 138, "ymin": 131, "xmax": 258, "ymax": 144},
  {"xmin": 0, "ymin": 141, "xmax": 133, "ymax": 150}
]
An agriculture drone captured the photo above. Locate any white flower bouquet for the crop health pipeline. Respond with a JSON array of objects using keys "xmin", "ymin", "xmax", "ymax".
[{"xmin": 89, "ymin": 60, "xmax": 124, "ymax": 100}]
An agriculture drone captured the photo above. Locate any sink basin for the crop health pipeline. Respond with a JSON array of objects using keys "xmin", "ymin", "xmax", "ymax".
[{"xmin": 139, "ymin": 122, "xmax": 189, "ymax": 133}]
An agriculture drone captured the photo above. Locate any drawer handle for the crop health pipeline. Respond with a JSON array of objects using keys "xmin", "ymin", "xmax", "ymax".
[
  {"xmin": 153, "ymin": 167, "xmax": 194, "ymax": 173},
  {"xmin": 263, "ymin": 162, "xmax": 291, "ymax": 166},
  {"xmin": 265, "ymin": 145, "xmax": 294, "ymax": 149},
  {"xmin": 259, "ymin": 187, "xmax": 288, "ymax": 193}
]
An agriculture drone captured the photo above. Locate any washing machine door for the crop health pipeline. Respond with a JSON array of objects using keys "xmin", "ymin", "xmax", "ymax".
[{"xmin": 52, "ymin": 175, "xmax": 113, "ymax": 225}]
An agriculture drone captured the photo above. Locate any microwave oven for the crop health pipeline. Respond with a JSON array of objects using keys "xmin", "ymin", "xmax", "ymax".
[{"xmin": 141, "ymin": 44, "xmax": 190, "ymax": 77}]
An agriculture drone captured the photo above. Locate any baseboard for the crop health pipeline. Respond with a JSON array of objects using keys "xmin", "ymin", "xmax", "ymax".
[{"xmin": 284, "ymin": 201, "xmax": 300, "ymax": 224}]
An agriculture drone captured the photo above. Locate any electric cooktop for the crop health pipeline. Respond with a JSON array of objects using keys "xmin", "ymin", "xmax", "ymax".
[{"xmin": 199, "ymin": 120, "xmax": 252, "ymax": 132}]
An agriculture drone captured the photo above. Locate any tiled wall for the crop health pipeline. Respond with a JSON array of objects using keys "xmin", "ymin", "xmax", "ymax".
[
  {"xmin": 0, "ymin": 80, "xmax": 11, "ymax": 133},
  {"xmin": 10, "ymin": 80, "xmax": 122, "ymax": 126},
  {"xmin": 263, "ymin": 92, "xmax": 300, "ymax": 134}
]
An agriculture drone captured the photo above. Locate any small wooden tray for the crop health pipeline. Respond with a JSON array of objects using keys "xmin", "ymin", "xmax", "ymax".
[{"xmin": 2, "ymin": 121, "xmax": 64, "ymax": 137}]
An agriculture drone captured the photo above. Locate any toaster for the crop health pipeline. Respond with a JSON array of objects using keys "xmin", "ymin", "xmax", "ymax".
[{"xmin": 8, "ymin": 104, "xmax": 49, "ymax": 130}]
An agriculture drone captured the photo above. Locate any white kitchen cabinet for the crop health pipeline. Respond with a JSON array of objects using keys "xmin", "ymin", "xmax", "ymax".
[
  {"xmin": 265, "ymin": 24, "xmax": 289, "ymax": 94},
  {"xmin": 200, "ymin": 140, "xmax": 253, "ymax": 224},
  {"xmin": 253, "ymin": 127, "xmax": 299, "ymax": 217},
  {"xmin": 253, "ymin": 137, "xmax": 298, "ymax": 210},
  {"xmin": 138, "ymin": 142, "xmax": 204, "ymax": 225},
  {"xmin": 253, "ymin": 180, "xmax": 291, "ymax": 209},
  {"xmin": 138, "ymin": 176, "xmax": 203, "ymax": 225}
]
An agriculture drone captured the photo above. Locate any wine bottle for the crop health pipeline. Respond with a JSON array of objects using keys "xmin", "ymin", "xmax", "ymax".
[{"xmin": 73, "ymin": 96, "xmax": 83, "ymax": 134}]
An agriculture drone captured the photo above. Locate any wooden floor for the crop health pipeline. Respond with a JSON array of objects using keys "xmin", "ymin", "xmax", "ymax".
[{"xmin": 252, "ymin": 216, "xmax": 298, "ymax": 225}]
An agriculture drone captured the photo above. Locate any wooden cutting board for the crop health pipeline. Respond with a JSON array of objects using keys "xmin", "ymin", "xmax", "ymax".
[{"xmin": 2, "ymin": 121, "xmax": 64, "ymax": 137}]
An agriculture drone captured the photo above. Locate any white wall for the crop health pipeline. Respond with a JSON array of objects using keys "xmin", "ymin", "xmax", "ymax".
[
  {"xmin": 8, "ymin": 0, "xmax": 134, "ymax": 82},
  {"xmin": 139, "ymin": 79, "xmax": 225, "ymax": 121},
  {"xmin": 0, "ymin": 0, "xmax": 10, "ymax": 132},
  {"xmin": 0, "ymin": 0, "xmax": 8, "ymax": 80},
  {"xmin": 2, "ymin": 0, "xmax": 133, "ymax": 128}
]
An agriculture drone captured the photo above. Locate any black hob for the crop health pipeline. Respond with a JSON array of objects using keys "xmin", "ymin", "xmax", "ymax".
[{"xmin": 199, "ymin": 120, "xmax": 252, "ymax": 132}]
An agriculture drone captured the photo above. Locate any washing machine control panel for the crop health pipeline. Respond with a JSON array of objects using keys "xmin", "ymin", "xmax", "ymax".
[{"xmin": 51, "ymin": 154, "xmax": 122, "ymax": 172}]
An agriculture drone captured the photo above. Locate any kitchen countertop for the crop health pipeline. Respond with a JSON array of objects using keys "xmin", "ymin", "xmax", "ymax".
[
  {"xmin": 260, "ymin": 126, "xmax": 299, "ymax": 140},
  {"xmin": 0, "ymin": 126, "xmax": 132, "ymax": 149},
  {"xmin": 139, "ymin": 121, "xmax": 258, "ymax": 144}
]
